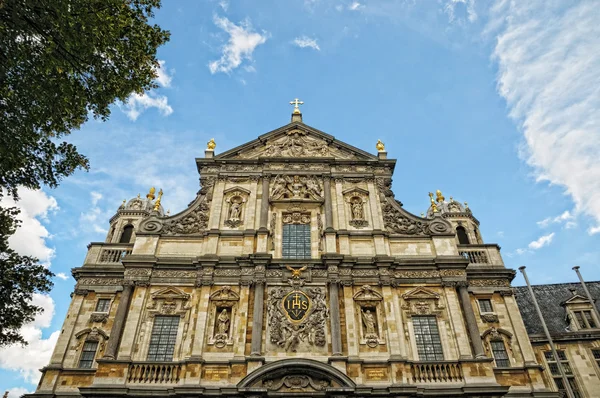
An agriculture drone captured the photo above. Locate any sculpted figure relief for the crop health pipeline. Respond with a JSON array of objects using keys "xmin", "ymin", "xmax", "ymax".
[
  {"xmin": 351, "ymin": 198, "xmax": 364, "ymax": 220},
  {"xmin": 361, "ymin": 309, "xmax": 377, "ymax": 336},
  {"xmin": 216, "ymin": 308, "xmax": 230, "ymax": 335},
  {"xmin": 270, "ymin": 175, "xmax": 323, "ymax": 200}
]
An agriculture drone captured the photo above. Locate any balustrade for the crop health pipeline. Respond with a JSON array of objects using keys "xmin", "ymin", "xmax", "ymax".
[
  {"xmin": 410, "ymin": 362, "xmax": 463, "ymax": 383},
  {"xmin": 127, "ymin": 362, "xmax": 182, "ymax": 384},
  {"xmin": 99, "ymin": 248, "xmax": 132, "ymax": 263}
]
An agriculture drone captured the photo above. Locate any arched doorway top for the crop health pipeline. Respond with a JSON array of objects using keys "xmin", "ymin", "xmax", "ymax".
[{"xmin": 238, "ymin": 358, "xmax": 355, "ymax": 392}]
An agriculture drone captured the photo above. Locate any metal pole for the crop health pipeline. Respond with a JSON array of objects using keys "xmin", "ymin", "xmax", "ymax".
[
  {"xmin": 519, "ymin": 266, "xmax": 575, "ymax": 398},
  {"xmin": 572, "ymin": 266, "xmax": 600, "ymax": 323}
]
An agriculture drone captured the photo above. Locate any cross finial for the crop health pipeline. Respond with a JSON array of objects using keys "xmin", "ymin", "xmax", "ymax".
[{"xmin": 290, "ymin": 98, "xmax": 304, "ymax": 114}]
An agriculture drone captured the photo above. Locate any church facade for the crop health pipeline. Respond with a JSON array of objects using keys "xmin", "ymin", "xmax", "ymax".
[{"xmin": 29, "ymin": 106, "xmax": 559, "ymax": 397}]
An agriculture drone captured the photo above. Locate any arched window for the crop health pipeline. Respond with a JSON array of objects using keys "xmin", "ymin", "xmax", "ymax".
[
  {"xmin": 456, "ymin": 226, "xmax": 470, "ymax": 245},
  {"xmin": 119, "ymin": 225, "xmax": 134, "ymax": 243}
]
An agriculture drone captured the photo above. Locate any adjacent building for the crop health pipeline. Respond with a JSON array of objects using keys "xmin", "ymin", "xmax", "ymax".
[
  {"xmin": 515, "ymin": 282, "xmax": 600, "ymax": 398},
  {"xmin": 28, "ymin": 105, "xmax": 561, "ymax": 397}
]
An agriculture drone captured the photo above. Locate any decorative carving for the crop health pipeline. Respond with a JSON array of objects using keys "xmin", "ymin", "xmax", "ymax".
[
  {"xmin": 162, "ymin": 200, "xmax": 210, "ymax": 235},
  {"xmin": 263, "ymin": 375, "xmax": 330, "ymax": 392},
  {"xmin": 282, "ymin": 211, "xmax": 311, "ymax": 225},
  {"xmin": 208, "ymin": 286, "xmax": 240, "ymax": 349},
  {"xmin": 89, "ymin": 313, "xmax": 108, "ymax": 324},
  {"xmin": 401, "ymin": 287, "xmax": 445, "ymax": 317},
  {"xmin": 214, "ymin": 269, "xmax": 242, "ymax": 277},
  {"xmin": 481, "ymin": 313, "xmax": 499, "ymax": 323},
  {"xmin": 344, "ymin": 188, "xmax": 369, "ymax": 229},
  {"xmin": 146, "ymin": 286, "xmax": 191, "ymax": 318},
  {"xmin": 152, "ymin": 270, "xmax": 197, "ymax": 278},
  {"xmin": 266, "ymin": 269, "xmax": 284, "ymax": 277},
  {"xmin": 214, "ymin": 308, "xmax": 231, "ymax": 348},
  {"xmin": 394, "ymin": 270, "xmax": 439, "ymax": 279},
  {"xmin": 352, "ymin": 269, "xmax": 379, "ymax": 277},
  {"xmin": 383, "ymin": 203, "xmax": 428, "ymax": 235},
  {"xmin": 77, "ymin": 278, "xmax": 123, "ymax": 286},
  {"xmin": 268, "ymin": 286, "xmax": 328, "ymax": 352},
  {"xmin": 270, "ymin": 175, "xmax": 323, "ymax": 201},
  {"xmin": 312, "ymin": 269, "xmax": 327, "ymax": 277},
  {"xmin": 264, "ymin": 131, "xmax": 331, "ymax": 158},
  {"xmin": 286, "ymin": 265, "xmax": 308, "ymax": 279},
  {"xmin": 125, "ymin": 268, "xmax": 152, "ymax": 278},
  {"xmin": 469, "ymin": 279, "xmax": 511, "ymax": 287}
]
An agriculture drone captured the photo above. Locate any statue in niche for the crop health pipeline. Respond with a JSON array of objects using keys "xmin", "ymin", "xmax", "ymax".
[
  {"xmin": 351, "ymin": 198, "xmax": 364, "ymax": 220},
  {"xmin": 361, "ymin": 309, "xmax": 377, "ymax": 336},
  {"xmin": 216, "ymin": 308, "xmax": 230, "ymax": 335},
  {"xmin": 224, "ymin": 195, "xmax": 244, "ymax": 228}
]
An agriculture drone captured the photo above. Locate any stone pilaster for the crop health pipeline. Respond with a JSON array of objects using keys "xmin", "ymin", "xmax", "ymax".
[
  {"xmin": 103, "ymin": 283, "xmax": 134, "ymax": 360},
  {"xmin": 325, "ymin": 257, "xmax": 343, "ymax": 356},
  {"xmin": 443, "ymin": 282, "xmax": 472, "ymax": 359},
  {"xmin": 502, "ymin": 290, "xmax": 538, "ymax": 366},
  {"xmin": 323, "ymin": 176, "xmax": 334, "ymax": 230},
  {"xmin": 250, "ymin": 255, "xmax": 268, "ymax": 356},
  {"xmin": 457, "ymin": 283, "xmax": 486, "ymax": 359},
  {"xmin": 50, "ymin": 290, "xmax": 86, "ymax": 364}
]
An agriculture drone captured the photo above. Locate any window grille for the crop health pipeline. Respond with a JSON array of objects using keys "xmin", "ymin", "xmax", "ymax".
[
  {"xmin": 95, "ymin": 299, "xmax": 110, "ymax": 313},
  {"xmin": 78, "ymin": 341, "xmax": 99, "ymax": 368},
  {"xmin": 544, "ymin": 350, "xmax": 582, "ymax": 398},
  {"xmin": 478, "ymin": 299, "xmax": 493, "ymax": 313},
  {"xmin": 147, "ymin": 316, "xmax": 180, "ymax": 361},
  {"xmin": 412, "ymin": 316, "xmax": 444, "ymax": 361},
  {"xmin": 282, "ymin": 224, "xmax": 311, "ymax": 259},
  {"xmin": 490, "ymin": 340, "xmax": 510, "ymax": 367}
]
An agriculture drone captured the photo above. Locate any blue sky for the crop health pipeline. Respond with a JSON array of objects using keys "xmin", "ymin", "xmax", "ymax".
[{"xmin": 2, "ymin": 0, "xmax": 599, "ymax": 395}]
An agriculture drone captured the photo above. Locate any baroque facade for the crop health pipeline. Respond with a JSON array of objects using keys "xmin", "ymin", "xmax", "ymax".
[{"xmin": 29, "ymin": 107, "xmax": 560, "ymax": 397}]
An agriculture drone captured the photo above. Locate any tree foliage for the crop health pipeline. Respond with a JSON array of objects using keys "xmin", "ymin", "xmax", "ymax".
[
  {"xmin": 0, "ymin": 0, "xmax": 170, "ymax": 197},
  {"xmin": 0, "ymin": 0, "xmax": 169, "ymax": 346},
  {"xmin": 0, "ymin": 206, "xmax": 53, "ymax": 347}
]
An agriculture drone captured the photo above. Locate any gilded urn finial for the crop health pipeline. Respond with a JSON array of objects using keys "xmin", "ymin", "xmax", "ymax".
[
  {"xmin": 428, "ymin": 192, "xmax": 438, "ymax": 213},
  {"xmin": 207, "ymin": 138, "xmax": 216, "ymax": 150},
  {"xmin": 153, "ymin": 189, "xmax": 163, "ymax": 212},
  {"xmin": 376, "ymin": 139, "xmax": 385, "ymax": 152},
  {"xmin": 435, "ymin": 189, "xmax": 445, "ymax": 203},
  {"xmin": 146, "ymin": 187, "xmax": 156, "ymax": 200}
]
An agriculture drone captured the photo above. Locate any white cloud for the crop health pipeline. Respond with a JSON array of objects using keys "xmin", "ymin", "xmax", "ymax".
[
  {"xmin": 7, "ymin": 387, "xmax": 32, "ymax": 398},
  {"xmin": 515, "ymin": 248, "xmax": 529, "ymax": 255},
  {"xmin": 0, "ymin": 294, "xmax": 60, "ymax": 384},
  {"xmin": 209, "ymin": 16, "xmax": 268, "ymax": 74},
  {"xmin": 121, "ymin": 59, "xmax": 174, "ymax": 121},
  {"xmin": 528, "ymin": 232, "xmax": 555, "ymax": 250},
  {"xmin": 348, "ymin": 2, "xmax": 364, "ymax": 11},
  {"xmin": 122, "ymin": 92, "xmax": 173, "ymax": 121},
  {"xmin": 80, "ymin": 191, "xmax": 109, "ymax": 235},
  {"xmin": 489, "ymin": 1, "xmax": 600, "ymax": 233},
  {"xmin": 292, "ymin": 36, "xmax": 321, "ymax": 51},
  {"xmin": 588, "ymin": 225, "xmax": 600, "ymax": 235},
  {"xmin": 55, "ymin": 272, "xmax": 69, "ymax": 280},
  {"xmin": 219, "ymin": 0, "xmax": 229, "ymax": 11},
  {"xmin": 3, "ymin": 189, "xmax": 58, "ymax": 265},
  {"xmin": 444, "ymin": 0, "xmax": 477, "ymax": 23},
  {"xmin": 537, "ymin": 210, "xmax": 576, "ymax": 229},
  {"xmin": 154, "ymin": 60, "xmax": 173, "ymax": 88}
]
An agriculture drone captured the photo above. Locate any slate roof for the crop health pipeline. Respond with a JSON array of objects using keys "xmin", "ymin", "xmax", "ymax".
[{"xmin": 513, "ymin": 281, "xmax": 600, "ymax": 335}]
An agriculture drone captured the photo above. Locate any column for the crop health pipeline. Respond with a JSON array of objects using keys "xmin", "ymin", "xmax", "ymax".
[
  {"xmin": 250, "ymin": 281, "xmax": 265, "ymax": 356},
  {"xmin": 259, "ymin": 176, "xmax": 270, "ymax": 230},
  {"xmin": 50, "ymin": 290, "xmax": 86, "ymax": 364},
  {"xmin": 104, "ymin": 283, "xmax": 134, "ymax": 359},
  {"xmin": 329, "ymin": 281, "xmax": 343, "ymax": 356},
  {"xmin": 323, "ymin": 176, "xmax": 333, "ymax": 229},
  {"xmin": 457, "ymin": 283, "xmax": 486, "ymax": 359}
]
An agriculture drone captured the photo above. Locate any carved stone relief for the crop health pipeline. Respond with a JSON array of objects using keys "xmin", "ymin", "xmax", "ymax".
[
  {"xmin": 344, "ymin": 188, "xmax": 369, "ymax": 229},
  {"xmin": 263, "ymin": 375, "xmax": 330, "ymax": 392},
  {"xmin": 401, "ymin": 287, "xmax": 445, "ymax": 317},
  {"xmin": 268, "ymin": 286, "xmax": 328, "ymax": 353},
  {"xmin": 146, "ymin": 286, "xmax": 191, "ymax": 318},
  {"xmin": 270, "ymin": 175, "xmax": 323, "ymax": 201}
]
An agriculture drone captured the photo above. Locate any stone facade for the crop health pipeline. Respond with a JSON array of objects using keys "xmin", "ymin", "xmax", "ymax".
[{"xmin": 28, "ymin": 112, "xmax": 559, "ymax": 397}]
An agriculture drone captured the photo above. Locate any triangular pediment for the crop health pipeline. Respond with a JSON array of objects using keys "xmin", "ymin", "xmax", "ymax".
[
  {"xmin": 402, "ymin": 287, "xmax": 440, "ymax": 301},
  {"xmin": 215, "ymin": 122, "xmax": 378, "ymax": 161},
  {"xmin": 561, "ymin": 294, "xmax": 593, "ymax": 306},
  {"xmin": 151, "ymin": 286, "xmax": 190, "ymax": 301}
]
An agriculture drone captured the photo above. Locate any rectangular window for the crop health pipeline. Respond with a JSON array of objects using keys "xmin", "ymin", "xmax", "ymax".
[
  {"xmin": 95, "ymin": 299, "xmax": 111, "ymax": 313},
  {"xmin": 592, "ymin": 349, "xmax": 600, "ymax": 369},
  {"xmin": 544, "ymin": 350, "xmax": 581, "ymax": 398},
  {"xmin": 412, "ymin": 316, "xmax": 444, "ymax": 361},
  {"xmin": 78, "ymin": 341, "xmax": 99, "ymax": 368},
  {"xmin": 490, "ymin": 340, "xmax": 510, "ymax": 367},
  {"xmin": 147, "ymin": 316, "xmax": 180, "ymax": 361},
  {"xmin": 478, "ymin": 299, "xmax": 493, "ymax": 313},
  {"xmin": 584, "ymin": 311, "xmax": 597, "ymax": 328},
  {"xmin": 282, "ymin": 223, "xmax": 311, "ymax": 259}
]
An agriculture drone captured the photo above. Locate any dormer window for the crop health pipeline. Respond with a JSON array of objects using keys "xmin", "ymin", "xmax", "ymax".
[{"xmin": 574, "ymin": 310, "xmax": 596, "ymax": 329}]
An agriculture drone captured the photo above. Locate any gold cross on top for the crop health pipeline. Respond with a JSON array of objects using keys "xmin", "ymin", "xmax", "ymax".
[{"xmin": 290, "ymin": 98, "xmax": 304, "ymax": 114}]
